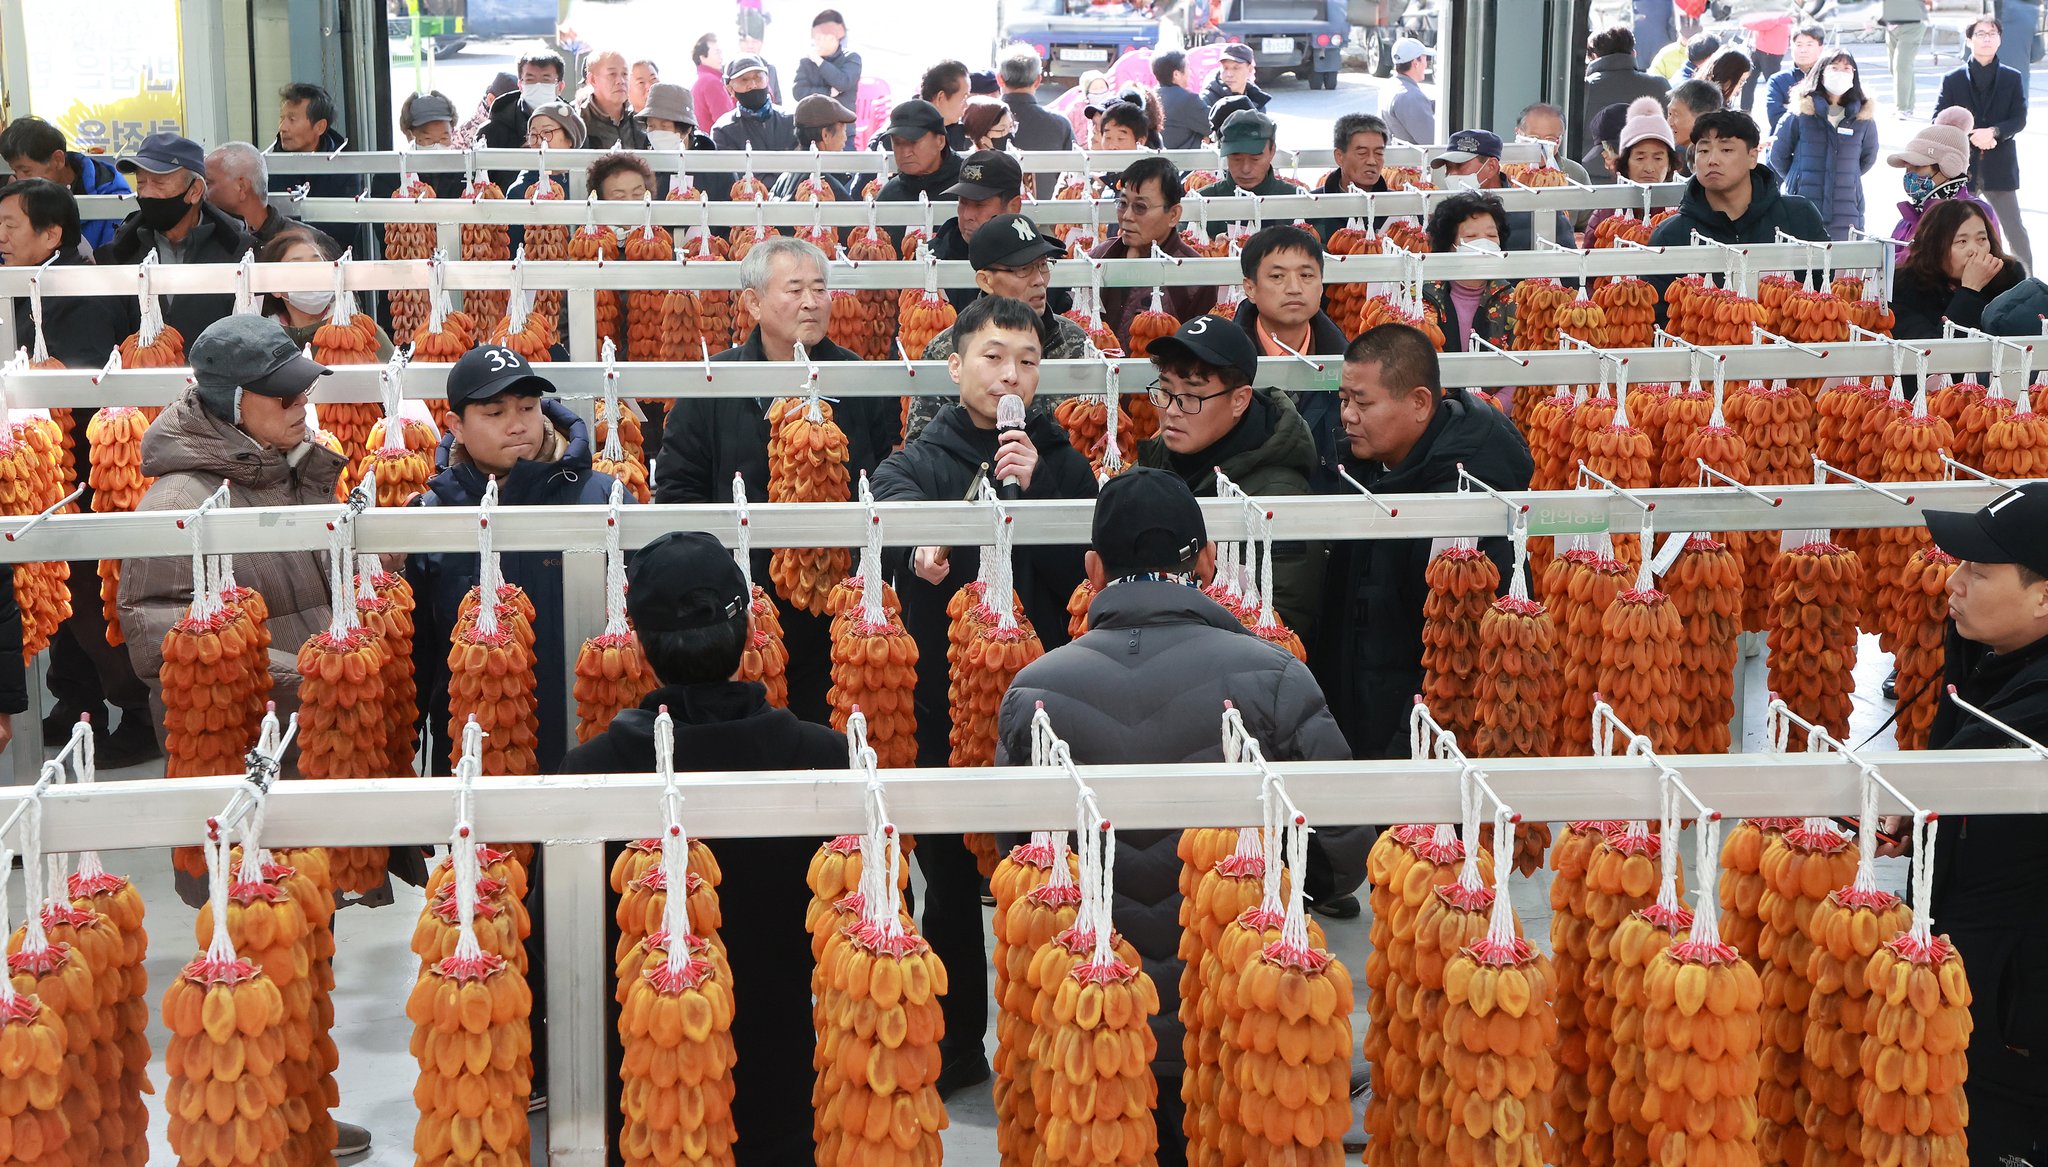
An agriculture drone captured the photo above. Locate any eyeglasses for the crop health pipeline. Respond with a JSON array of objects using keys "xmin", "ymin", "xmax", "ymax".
[
  {"xmin": 1116, "ymin": 198, "xmax": 1162, "ymax": 216},
  {"xmin": 985, "ymin": 258, "xmax": 1052, "ymax": 279},
  {"xmin": 1148, "ymin": 381, "xmax": 1236, "ymax": 414}
]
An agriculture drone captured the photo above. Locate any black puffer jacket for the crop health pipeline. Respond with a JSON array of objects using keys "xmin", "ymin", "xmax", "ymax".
[
  {"xmin": 9, "ymin": 248, "xmax": 131, "ymax": 510},
  {"xmin": 996, "ymin": 580, "xmax": 1353, "ymax": 1075},
  {"xmin": 651, "ymin": 330, "xmax": 901, "ymax": 724},
  {"xmin": 878, "ymin": 152, "xmax": 965, "ymax": 251},
  {"xmin": 268, "ymin": 126, "xmax": 366, "ymax": 260},
  {"xmin": 93, "ymin": 200, "xmax": 260, "ymax": 348},
  {"xmin": 1316, "ymin": 390, "xmax": 1533, "ymax": 759},
  {"xmin": 1926, "ymin": 627, "xmax": 2048, "ymax": 1057},
  {"xmin": 1232, "ymin": 303, "xmax": 1350, "ymax": 495},
  {"xmin": 871, "ymin": 404, "xmax": 1098, "ymax": 768}
]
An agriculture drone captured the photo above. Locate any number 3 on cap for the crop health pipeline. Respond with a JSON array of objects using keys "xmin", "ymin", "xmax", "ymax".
[{"xmin": 485, "ymin": 348, "xmax": 522, "ymax": 372}]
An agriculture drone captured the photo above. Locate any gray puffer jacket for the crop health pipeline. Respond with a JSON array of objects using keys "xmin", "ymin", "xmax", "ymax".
[
  {"xmin": 995, "ymin": 580, "xmax": 1358, "ymax": 1076},
  {"xmin": 118, "ymin": 390, "xmax": 347, "ymax": 736}
]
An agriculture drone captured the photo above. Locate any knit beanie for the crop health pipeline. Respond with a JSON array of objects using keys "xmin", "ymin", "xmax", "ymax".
[
  {"xmin": 526, "ymin": 100, "xmax": 587, "ymax": 149},
  {"xmin": 1888, "ymin": 107, "xmax": 1972, "ymax": 179},
  {"xmin": 1617, "ymin": 97, "xmax": 1676, "ymax": 154}
]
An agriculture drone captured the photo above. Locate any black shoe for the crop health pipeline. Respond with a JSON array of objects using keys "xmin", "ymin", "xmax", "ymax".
[
  {"xmin": 41, "ymin": 702, "xmax": 102, "ymax": 741},
  {"xmin": 98, "ymin": 711, "xmax": 163, "ymax": 769},
  {"xmin": 334, "ymin": 1121, "xmax": 371, "ymax": 1157},
  {"xmin": 1309, "ymin": 893, "xmax": 1361, "ymax": 921},
  {"xmin": 1882, "ymin": 668, "xmax": 1898, "ymax": 702},
  {"xmin": 934, "ymin": 1054, "xmax": 992, "ymax": 1100}
]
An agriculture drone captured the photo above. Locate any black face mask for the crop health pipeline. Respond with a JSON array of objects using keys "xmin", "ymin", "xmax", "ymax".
[
  {"xmin": 991, "ymin": 135, "xmax": 1011, "ymax": 154},
  {"xmin": 736, "ymin": 88, "xmax": 771, "ymax": 112},
  {"xmin": 135, "ymin": 181, "xmax": 196, "ymax": 233}
]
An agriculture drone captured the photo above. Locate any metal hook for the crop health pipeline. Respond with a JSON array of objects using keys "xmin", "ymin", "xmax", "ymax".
[
  {"xmin": 1577, "ymin": 462, "xmax": 1655, "ymax": 514},
  {"xmin": 1945, "ymin": 686, "xmax": 2048, "ymax": 759},
  {"xmin": 1813, "ymin": 458, "xmax": 1915, "ymax": 506},
  {"xmin": 4, "ymin": 484, "xmax": 86, "ymax": 543},
  {"xmin": 1695, "ymin": 459, "xmax": 1784, "ymax": 507}
]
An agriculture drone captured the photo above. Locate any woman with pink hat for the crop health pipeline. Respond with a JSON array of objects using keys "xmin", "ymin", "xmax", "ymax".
[
  {"xmin": 1887, "ymin": 106, "xmax": 2002, "ymax": 259},
  {"xmin": 1585, "ymin": 97, "xmax": 1680, "ymax": 239}
]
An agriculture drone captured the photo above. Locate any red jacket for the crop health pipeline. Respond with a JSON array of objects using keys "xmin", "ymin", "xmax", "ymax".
[
  {"xmin": 1087, "ymin": 232, "xmax": 1219, "ymax": 351},
  {"xmin": 693, "ymin": 64, "xmax": 734, "ymax": 129}
]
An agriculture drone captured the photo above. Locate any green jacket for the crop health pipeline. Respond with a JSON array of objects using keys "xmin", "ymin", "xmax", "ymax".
[
  {"xmin": 1196, "ymin": 170, "xmax": 1300, "ymax": 222},
  {"xmin": 1137, "ymin": 387, "xmax": 1325, "ymax": 639}
]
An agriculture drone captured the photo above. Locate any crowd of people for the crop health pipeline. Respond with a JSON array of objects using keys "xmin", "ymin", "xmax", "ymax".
[{"xmin": 0, "ymin": 6, "xmax": 2045, "ymax": 1164}]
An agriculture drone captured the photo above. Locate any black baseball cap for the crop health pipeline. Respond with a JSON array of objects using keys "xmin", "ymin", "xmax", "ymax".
[
  {"xmin": 1220, "ymin": 43, "xmax": 1255, "ymax": 65},
  {"xmin": 189, "ymin": 315, "xmax": 332, "ymax": 398},
  {"xmin": 969, "ymin": 213, "xmax": 1062, "ymax": 270},
  {"xmin": 445, "ymin": 343, "xmax": 554, "ymax": 409},
  {"xmin": 627, "ymin": 532, "xmax": 751, "ymax": 634},
  {"xmin": 1145, "ymin": 314, "xmax": 1261, "ymax": 386},
  {"xmin": 945, "ymin": 150, "xmax": 1024, "ymax": 201},
  {"xmin": 1093, "ymin": 467, "xmax": 1209, "ymax": 581},
  {"xmin": 1924, "ymin": 483, "xmax": 2048, "ymax": 579},
  {"xmin": 884, "ymin": 99, "xmax": 946, "ymax": 142}
]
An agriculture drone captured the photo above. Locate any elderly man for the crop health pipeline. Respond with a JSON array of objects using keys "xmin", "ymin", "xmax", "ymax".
[
  {"xmin": 0, "ymin": 116, "xmax": 130, "ymax": 252},
  {"xmin": 996, "ymin": 45, "xmax": 1074, "ymax": 203},
  {"xmin": 1311, "ymin": 113, "xmax": 1393, "ymax": 242},
  {"xmin": 652, "ymin": 237, "xmax": 900, "ymax": 725},
  {"xmin": 629, "ymin": 58, "xmax": 660, "ymax": 112},
  {"xmin": 926, "ymin": 149, "xmax": 1026, "ymax": 305},
  {"xmin": 205, "ymin": 142, "xmax": 328, "ymax": 248},
  {"xmin": 710, "ymin": 53, "xmax": 798, "ymax": 151},
  {"xmin": 877, "ymin": 100, "xmax": 964, "ymax": 248},
  {"xmin": 577, "ymin": 48, "xmax": 650, "ymax": 150},
  {"xmin": 269, "ymin": 81, "xmax": 363, "ymax": 258},
  {"xmin": 96, "ymin": 133, "xmax": 258, "ymax": 343},
  {"xmin": 1197, "ymin": 110, "xmax": 1293, "ymax": 209},
  {"xmin": 768, "ymin": 96, "xmax": 857, "ymax": 200},
  {"xmin": 0, "ymin": 178, "xmax": 156, "ymax": 766}
]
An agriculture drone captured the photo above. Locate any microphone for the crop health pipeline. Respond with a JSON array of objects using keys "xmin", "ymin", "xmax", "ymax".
[{"xmin": 996, "ymin": 393, "xmax": 1027, "ymax": 500}]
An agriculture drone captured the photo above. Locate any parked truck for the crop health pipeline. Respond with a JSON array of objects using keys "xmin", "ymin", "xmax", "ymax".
[{"xmin": 1215, "ymin": 0, "xmax": 1349, "ymax": 89}]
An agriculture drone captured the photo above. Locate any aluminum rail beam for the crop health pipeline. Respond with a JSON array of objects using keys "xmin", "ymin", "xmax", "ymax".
[
  {"xmin": 23, "ymin": 750, "xmax": 2048, "ymax": 852},
  {"xmin": 0, "ymin": 338, "xmax": 2003, "ymax": 405},
  {"xmin": 73, "ymin": 185, "xmax": 1689, "ymax": 227},
  {"xmin": 0, "ymin": 241, "xmax": 1893, "ymax": 298},
  {"xmin": 247, "ymin": 143, "xmax": 1561, "ymax": 177},
  {"xmin": 0, "ymin": 483, "xmax": 2002, "ymax": 564}
]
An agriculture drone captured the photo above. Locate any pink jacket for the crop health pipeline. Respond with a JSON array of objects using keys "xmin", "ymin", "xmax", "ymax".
[
  {"xmin": 1743, "ymin": 13, "xmax": 1794, "ymax": 56},
  {"xmin": 693, "ymin": 64, "xmax": 734, "ymax": 129}
]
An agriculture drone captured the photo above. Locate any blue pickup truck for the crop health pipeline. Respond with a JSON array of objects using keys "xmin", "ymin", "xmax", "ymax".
[{"xmin": 999, "ymin": 0, "xmax": 1348, "ymax": 89}]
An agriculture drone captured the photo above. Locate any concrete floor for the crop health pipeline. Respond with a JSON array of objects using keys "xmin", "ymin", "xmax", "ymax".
[{"xmin": 88, "ymin": 629, "xmax": 1913, "ymax": 1164}]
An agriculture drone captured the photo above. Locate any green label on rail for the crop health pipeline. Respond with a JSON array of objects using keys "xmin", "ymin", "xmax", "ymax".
[{"xmin": 1525, "ymin": 500, "xmax": 1610, "ymax": 536}]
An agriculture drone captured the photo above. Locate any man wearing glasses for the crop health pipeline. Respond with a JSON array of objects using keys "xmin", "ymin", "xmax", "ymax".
[
  {"xmin": 118, "ymin": 315, "xmax": 346, "ymax": 771},
  {"xmin": 1088, "ymin": 155, "xmax": 1216, "ymax": 350},
  {"xmin": 1135, "ymin": 314, "xmax": 1321, "ymax": 638},
  {"xmin": 903, "ymin": 212, "xmax": 1093, "ymax": 444}
]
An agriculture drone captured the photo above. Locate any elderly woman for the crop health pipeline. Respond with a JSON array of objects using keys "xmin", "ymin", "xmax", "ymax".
[{"xmin": 1888, "ymin": 107, "xmax": 2001, "ymax": 258}]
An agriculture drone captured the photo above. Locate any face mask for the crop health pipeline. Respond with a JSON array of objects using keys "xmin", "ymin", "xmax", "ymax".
[
  {"xmin": 1443, "ymin": 172, "xmax": 1482, "ymax": 192},
  {"xmin": 521, "ymin": 82, "xmax": 556, "ymax": 109},
  {"xmin": 135, "ymin": 186, "xmax": 195, "ymax": 232},
  {"xmin": 736, "ymin": 88, "xmax": 771, "ymax": 112},
  {"xmin": 1822, "ymin": 70, "xmax": 1854, "ymax": 95},
  {"xmin": 1904, "ymin": 171, "xmax": 1940, "ymax": 201},
  {"xmin": 285, "ymin": 288, "xmax": 336, "ymax": 315},
  {"xmin": 647, "ymin": 130, "xmax": 685, "ymax": 152},
  {"xmin": 610, "ymin": 224, "xmax": 632, "ymax": 244},
  {"xmin": 991, "ymin": 136, "xmax": 1011, "ymax": 154}
]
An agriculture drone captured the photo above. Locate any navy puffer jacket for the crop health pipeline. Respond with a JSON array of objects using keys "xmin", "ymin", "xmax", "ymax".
[
  {"xmin": 407, "ymin": 399, "xmax": 621, "ymax": 776},
  {"xmin": 1768, "ymin": 91, "xmax": 1880, "ymax": 241}
]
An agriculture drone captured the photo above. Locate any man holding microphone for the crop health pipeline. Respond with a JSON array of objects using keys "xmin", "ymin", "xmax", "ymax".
[{"xmin": 870, "ymin": 294, "xmax": 1100, "ymax": 1095}]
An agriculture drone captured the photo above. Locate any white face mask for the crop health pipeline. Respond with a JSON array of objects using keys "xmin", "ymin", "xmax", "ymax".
[
  {"xmin": 521, "ymin": 82, "xmax": 557, "ymax": 109},
  {"xmin": 610, "ymin": 224, "xmax": 632, "ymax": 244},
  {"xmin": 647, "ymin": 130, "xmax": 685, "ymax": 152},
  {"xmin": 1443, "ymin": 172, "xmax": 1482, "ymax": 192},
  {"xmin": 1822, "ymin": 70, "xmax": 1854, "ymax": 96},
  {"xmin": 285, "ymin": 288, "xmax": 335, "ymax": 315}
]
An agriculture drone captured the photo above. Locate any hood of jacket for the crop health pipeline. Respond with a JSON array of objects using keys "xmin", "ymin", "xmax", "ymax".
[
  {"xmin": 139, "ymin": 389, "xmax": 348, "ymax": 491},
  {"xmin": 1791, "ymin": 91, "xmax": 1875, "ymax": 121},
  {"xmin": 1674, "ymin": 165, "xmax": 1796, "ymax": 239},
  {"xmin": 1345, "ymin": 388, "xmax": 1533, "ymax": 494},
  {"xmin": 427, "ymin": 398, "xmax": 596, "ymax": 503},
  {"xmin": 1141, "ymin": 387, "xmax": 1316, "ymax": 497}
]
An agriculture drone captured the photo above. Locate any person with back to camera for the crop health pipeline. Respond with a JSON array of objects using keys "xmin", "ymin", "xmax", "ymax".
[
  {"xmin": 995, "ymin": 466, "xmax": 1357, "ymax": 1167},
  {"xmin": 871, "ymin": 294, "xmax": 1099, "ymax": 1100},
  {"xmin": 1579, "ymin": 26, "xmax": 1669, "ymax": 156},
  {"xmin": 1768, "ymin": 49, "xmax": 1879, "ymax": 242},
  {"xmin": 1701, "ymin": 47, "xmax": 1753, "ymax": 109},
  {"xmin": 1887, "ymin": 108, "xmax": 2001, "ymax": 260},
  {"xmin": 559, "ymin": 529, "xmax": 845, "ymax": 1165}
]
